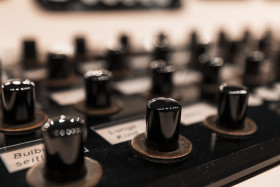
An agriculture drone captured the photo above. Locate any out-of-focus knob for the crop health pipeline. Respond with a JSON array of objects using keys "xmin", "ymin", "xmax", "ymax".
[
  {"xmin": 1, "ymin": 79, "xmax": 35, "ymax": 124},
  {"xmin": 146, "ymin": 97, "xmax": 181, "ymax": 152},
  {"xmin": 244, "ymin": 51, "xmax": 264, "ymax": 75},
  {"xmin": 42, "ymin": 115, "xmax": 87, "ymax": 183},
  {"xmin": 84, "ymin": 69, "xmax": 112, "ymax": 108},
  {"xmin": 153, "ymin": 33, "xmax": 170, "ymax": 61},
  {"xmin": 106, "ymin": 49, "xmax": 126, "ymax": 71},
  {"xmin": 202, "ymin": 57, "xmax": 224, "ymax": 84},
  {"xmin": 119, "ymin": 34, "xmax": 130, "ymax": 52},
  {"xmin": 75, "ymin": 37, "xmax": 87, "ymax": 56},
  {"xmin": 47, "ymin": 49, "xmax": 74, "ymax": 79},
  {"xmin": 151, "ymin": 60, "xmax": 174, "ymax": 96},
  {"xmin": 23, "ymin": 40, "xmax": 37, "ymax": 60},
  {"xmin": 217, "ymin": 84, "xmax": 249, "ymax": 129},
  {"xmin": 217, "ymin": 30, "xmax": 229, "ymax": 48}
]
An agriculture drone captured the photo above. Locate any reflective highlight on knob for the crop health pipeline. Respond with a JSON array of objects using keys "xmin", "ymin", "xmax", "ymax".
[
  {"xmin": 151, "ymin": 60, "xmax": 174, "ymax": 95},
  {"xmin": 42, "ymin": 115, "xmax": 87, "ymax": 183},
  {"xmin": 217, "ymin": 84, "xmax": 249, "ymax": 129},
  {"xmin": 1, "ymin": 79, "xmax": 35, "ymax": 124},
  {"xmin": 84, "ymin": 69, "xmax": 112, "ymax": 108},
  {"xmin": 146, "ymin": 97, "xmax": 181, "ymax": 152}
]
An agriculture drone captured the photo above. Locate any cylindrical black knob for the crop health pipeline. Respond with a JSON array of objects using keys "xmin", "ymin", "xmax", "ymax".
[
  {"xmin": 22, "ymin": 40, "xmax": 37, "ymax": 60},
  {"xmin": 84, "ymin": 69, "xmax": 112, "ymax": 108},
  {"xmin": 1, "ymin": 79, "xmax": 35, "ymax": 124},
  {"xmin": 151, "ymin": 60, "xmax": 174, "ymax": 95},
  {"xmin": 153, "ymin": 33, "xmax": 170, "ymax": 61},
  {"xmin": 245, "ymin": 51, "xmax": 264, "ymax": 75},
  {"xmin": 75, "ymin": 37, "xmax": 86, "ymax": 55},
  {"xmin": 42, "ymin": 115, "xmax": 87, "ymax": 183},
  {"xmin": 217, "ymin": 30, "xmax": 229, "ymax": 48},
  {"xmin": 146, "ymin": 97, "xmax": 181, "ymax": 152},
  {"xmin": 119, "ymin": 34, "xmax": 130, "ymax": 52},
  {"xmin": 47, "ymin": 48, "xmax": 74, "ymax": 79},
  {"xmin": 106, "ymin": 49, "xmax": 126, "ymax": 71},
  {"xmin": 189, "ymin": 30, "xmax": 198, "ymax": 52},
  {"xmin": 217, "ymin": 84, "xmax": 249, "ymax": 129},
  {"xmin": 259, "ymin": 31, "xmax": 272, "ymax": 53},
  {"xmin": 202, "ymin": 57, "xmax": 224, "ymax": 84}
]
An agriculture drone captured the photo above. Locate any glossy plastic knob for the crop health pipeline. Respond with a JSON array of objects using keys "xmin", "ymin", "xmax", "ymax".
[
  {"xmin": 153, "ymin": 33, "xmax": 170, "ymax": 61},
  {"xmin": 47, "ymin": 51, "xmax": 74, "ymax": 79},
  {"xmin": 1, "ymin": 79, "xmax": 35, "ymax": 124},
  {"xmin": 75, "ymin": 37, "xmax": 86, "ymax": 55},
  {"xmin": 23, "ymin": 40, "xmax": 37, "ymax": 60},
  {"xmin": 217, "ymin": 84, "xmax": 249, "ymax": 129},
  {"xmin": 146, "ymin": 97, "xmax": 181, "ymax": 152},
  {"xmin": 245, "ymin": 51, "xmax": 264, "ymax": 75},
  {"xmin": 42, "ymin": 115, "xmax": 87, "ymax": 183},
  {"xmin": 202, "ymin": 57, "xmax": 224, "ymax": 84},
  {"xmin": 151, "ymin": 60, "xmax": 174, "ymax": 95},
  {"xmin": 84, "ymin": 69, "xmax": 112, "ymax": 108},
  {"xmin": 106, "ymin": 49, "xmax": 126, "ymax": 71}
]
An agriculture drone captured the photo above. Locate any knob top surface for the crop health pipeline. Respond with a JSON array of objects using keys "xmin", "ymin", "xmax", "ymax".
[
  {"xmin": 147, "ymin": 97, "xmax": 181, "ymax": 112},
  {"xmin": 42, "ymin": 115, "xmax": 86, "ymax": 138},
  {"xmin": 151, "ymin": 60, "xmax": 174, "ymax": 73},
  {"xmin": 2, "ymin": 79, "xmax": 35, "ymax": 91},
  {"xmin": 84, "ymin": 69, "xmax": 112, "ymax": 81},
  {"xmin": 247, "ymin": 51, "xmax": 264, "ymax": 63},
  {"xmin": 219, "ymin": 84, "xmax": 248, "ymax": 95}
]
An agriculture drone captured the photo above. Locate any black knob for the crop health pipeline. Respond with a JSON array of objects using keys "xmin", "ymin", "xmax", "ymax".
[
  {"xmin": 259, "ymin": 31, "xmax": 272, "ymax": 53},
  {"xmin": 1, "ymin": 79, "xmax": 35, "ymax": 124},
  {"xmin": 75, "ymin": 37, "xmax": 86, "ymax": 56},
  {"xmin": 146, "ymin": 97, "xmax": 181, "ymax": 152},
  {"xmin": 151, "ymin": 60, "xmax": 174, "ymax": 95},
  {"xmin": 47, "ymin": 49, "xmax": 74, "ymax": 79},
  {"xmin": 106, "ymin": 49, "xmax": 126, "ymax": 71},
  {"xmin": 153, "ymin": 33, "xmax": 170, "ymax": 61},
  {"xmin": 42, "ymin": 115, "xmax": 87, "ymax": 183},
  {"xmin": 22, "ymin": 40, "xmax": 37, "ymax": 60},
  {"xmin": 119, "ymin": 34, "xmax": 130, "ymax": 52},
  {"xmin": 241, "ymin": 29, "xmax": 251, "ymax": 46},
  {"xmin": 217, "ymin": 30, "xmax": 229, "ymax": 48},
  {"xmin": 217, "ymin": 84, "xmax": 249, "ymax": 129},
  {"xmin": 84, "ymin": 69, "xmax": 112, "ymax": 108},
  {"xmin": 189, "ymin": 30, "xmax": 198, "ymax": 52},
  {"xmin": 202, "ymin": 57, "xmax": 224, "ymax": 84},
  {"xmin": 245, "ymin": 51, "xmax": 264, "ymax": 75}
]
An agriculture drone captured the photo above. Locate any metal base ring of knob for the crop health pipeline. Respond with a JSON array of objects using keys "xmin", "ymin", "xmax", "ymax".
[
  {"xmin": 26, "ymin": 157, "xmax": 103, "ymax": 187},
  {"xmin": 43, "ymin": 75, "xmax": 79, "ymax": 88},
  {"xmin": 130, "ymin": 133, "xmax": 192, "ymax": 163},
  {"xmin": 0, "ymin": 110, "xmax": 48, "ymax": 135},
  {"xmin": 204, "ymin": 115, "xmax": 257, "ymax": 138},
  {"xmin": 74, "ymin": 98, "xmax": 123, "ymax": 117}
]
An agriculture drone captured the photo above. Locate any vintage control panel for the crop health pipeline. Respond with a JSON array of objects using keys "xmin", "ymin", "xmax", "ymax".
[{"xmin": 0, "ymin": 27, "xmax": 280, "ymax": 187}]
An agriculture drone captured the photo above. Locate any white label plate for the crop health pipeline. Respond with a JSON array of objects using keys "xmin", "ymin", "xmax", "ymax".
[
  {"xmin": 181, "ymin": 102, "xmax": 216, "ymax": 126},
  {"xmin": 50, "ymin": 88, "xmax": 85, "ymax": 106},
  {"xmin": 93, "ymin": 119, "xmax": 146, "ymax": 145},
  {"xmin": 0, "ymin": 144, "xmax": 45, "ymax": 173},
  {"xmin": 114, "ymin": 78, "xmax": 151, "ymax": 95}
]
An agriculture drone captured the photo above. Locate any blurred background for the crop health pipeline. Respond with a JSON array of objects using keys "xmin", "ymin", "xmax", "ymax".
[{"xmin": 1, "ymin": 0, "xmax": 280, "ymax": 65}]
